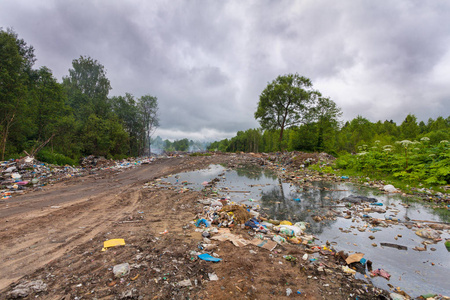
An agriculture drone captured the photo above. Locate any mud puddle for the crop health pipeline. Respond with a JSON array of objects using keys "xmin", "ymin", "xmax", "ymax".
[{"xmin": 159, "ymin": 164, "xmax": 450, "ymax": 297}]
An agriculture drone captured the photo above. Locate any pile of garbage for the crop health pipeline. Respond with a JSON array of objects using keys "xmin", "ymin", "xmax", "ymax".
[
  {"xmin": 1, "ymin": 155, "xmax": 155, "ymax": 200},
  {"xmin": 189, "ymin": 196, "xmax": 400, "ymax": 297}
]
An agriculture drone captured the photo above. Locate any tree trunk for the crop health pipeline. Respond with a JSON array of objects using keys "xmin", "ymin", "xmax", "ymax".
[
  {"xmin": 279, "ymin": 126, "xmax": 284, "ymax": 151},
  {"xmin": 1, "ymin": 113, "xmax": 15, "ymax": 161}
]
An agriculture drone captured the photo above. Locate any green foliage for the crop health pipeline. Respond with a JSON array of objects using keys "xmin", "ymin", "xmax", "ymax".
[
  {"xmin": 0, "ymin": 29, "xmax": 159, "ymax": 163},
  {"xmin": 255, "ymin": 74, "xmax": 329, "ymax": 149},
  {"xmin": 189, "ymin": 152, "xmax": 211, "ymax": 157},
  {"xmin": 36, "ymin": 149, "xmax": 77, "ymax": 166},
  {"xmin": 333, "ymin": 138, "xmax": 450, "ymax": 187}
]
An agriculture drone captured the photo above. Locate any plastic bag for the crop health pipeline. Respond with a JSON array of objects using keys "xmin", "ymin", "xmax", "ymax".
[{"xmin": 113, "ymin": 263, "xmax": 130, "ymax": 278}]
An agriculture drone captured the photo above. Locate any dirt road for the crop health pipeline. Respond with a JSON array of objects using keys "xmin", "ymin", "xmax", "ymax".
[{"xmin": 0, "ymin": 154, "xmax": 387, "ymax": 299}]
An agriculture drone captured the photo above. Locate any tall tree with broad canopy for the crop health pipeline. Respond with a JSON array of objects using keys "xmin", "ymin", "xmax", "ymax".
[
  {"xmin": 254, "ymin": 74, "xmax": 318, "ymax": 150},
  {"xmin": 62, "ymin": 56, "xmax": 111, "ymax": 120}
]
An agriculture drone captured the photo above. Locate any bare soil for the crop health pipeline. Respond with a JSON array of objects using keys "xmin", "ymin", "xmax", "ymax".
[{"xmin": 0, "ymin": 154, "xmax": 387, "ymax": 299}]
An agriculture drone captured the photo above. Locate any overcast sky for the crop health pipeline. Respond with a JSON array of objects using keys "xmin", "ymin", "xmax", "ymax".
[{"xmin": 1, "ymin": 1, "xmax": 449, "ymax": 141}]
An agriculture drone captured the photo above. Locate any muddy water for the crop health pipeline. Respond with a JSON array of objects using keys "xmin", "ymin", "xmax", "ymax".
[{"xmin": 161, "ymin": 164, "xmax": 450, "ymax": 297}]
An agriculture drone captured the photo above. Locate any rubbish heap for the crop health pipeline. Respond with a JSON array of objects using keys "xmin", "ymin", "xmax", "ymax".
[{"xmin": 1, "ymin": 155, "xmax": 155, "ymax": 200}]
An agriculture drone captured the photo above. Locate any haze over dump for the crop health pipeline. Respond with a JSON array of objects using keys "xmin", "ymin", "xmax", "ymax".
[{"xmin": 1, "ymin": 1, "xmax": 449, "ymax": 141}]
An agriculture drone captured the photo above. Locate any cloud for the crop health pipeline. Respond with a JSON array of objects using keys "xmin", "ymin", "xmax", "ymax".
[{"xmin": 1, "ymin": 0, "xmax": 449, "ymax": 140}]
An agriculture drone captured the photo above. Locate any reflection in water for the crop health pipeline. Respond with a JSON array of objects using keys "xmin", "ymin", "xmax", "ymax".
[
  {"xmin": 234, "ymin": 164, "xmax": 278, "ymax": 180},
  {"xmin": 260, "ymin": 183, "xmax": 339, "ymax": 235},
  {"xmin": 161, "ymin": 164, "xmax": 450, "ymax": 297}
]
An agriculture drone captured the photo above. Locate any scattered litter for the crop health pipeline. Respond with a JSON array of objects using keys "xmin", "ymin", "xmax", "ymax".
[
  {"xmin": 249, "ymin": 238, "xmax": 277, "ymax": 251},
  {"xmin": 113, "ymin": 263, "xmax": 130, "ymax": 278},
  {"xmin": 198, "ymin": 253, "xmax": 222, "ymax": 262},
  {"xmin": 371, "ymin": 268, "xmax": 391, "ymax": 280},
  {"xmin": 211, "ymin": 228, "xmax": 248, "ymax": 247},
  {"xmin": 178, "ymin": 279, "xmax": 192, "ymax": 287},
  {"xmin": 415, "ymin": 228, "xmax": 441, "ymax": 240},
  {"xmin": 102, "ymin": 238, "xmax": 125, "ymax": 251},
  {"xmin": 8, "ymin": 280, "xmax": 47, "ymax": 298},
  {"xmin": 345, "ymin": 253, "xmax": 364, "ymax": 264}
]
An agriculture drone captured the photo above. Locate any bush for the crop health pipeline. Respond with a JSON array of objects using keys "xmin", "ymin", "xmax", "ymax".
[{"xmin": 36, "ymin": 149, "xmax": 77, "ymax": 166}]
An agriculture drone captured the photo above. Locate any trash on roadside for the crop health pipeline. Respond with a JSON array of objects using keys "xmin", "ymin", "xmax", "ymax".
[
  {"xmin": 198, "ymin": 253, "xmax": 222, "ymax": 262},
  {"xmin": 102, "ymin": 238, "xmax": 125, "ymax": 251},
  {"xmin": 113, "ymin": 263, "xmax": 130, "ymax": 278},
  {"xmin": 8, "ymin": 280, "xmax": 47, "ymax": 298},
  {"xmin": 415, "ymin": 228, "xmax": 441, "ymax": 240},
  {"xmin": 211, "ymin": 228, "xmax": 248, "ymax": 247},
  {"xmin": 249, "ymin": 238, "xmax": 277, "ymax": 251},
  {"xmin": 342, "ymin": 266, "xmax": 356, "ymax": 275},
  {"xmin": 195, "ymin": 218, "xmax": 210, "ymax": 227},
  {"xmin": 345, "ymin": 253, "xmax": 364, "ymax": 264},
  {"xmin": 370, "ymin": 268, "xmax": 391, "ymax": 280},
  {"xmin": 272, "ymin": 235, "xmax": 287, "ymax": 244},
  {"xmin": 383, "ymin": 185, "xmax": 398, "ymax": 193},
  {"xmin": 178, "ymin": 279, "xmax": 192, "ymax": 287}
]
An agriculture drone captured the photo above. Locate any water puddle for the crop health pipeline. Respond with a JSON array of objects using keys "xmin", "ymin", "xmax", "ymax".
[{"xmin": 159, "ymin": 164, "xmax": 450, "ymax": 297}]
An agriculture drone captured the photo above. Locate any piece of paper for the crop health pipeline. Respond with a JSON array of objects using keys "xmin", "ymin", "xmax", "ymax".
[
  {"xmin": 249, "ymin": 238, "xmax": 277, "ymax": 251},
  {"xmin": 211, "ymin": 228, "xmax": 248, "ymax": 247},
  {"xmin": 345, "ymin": 253, "xmax": 364, "ymax": 264}
]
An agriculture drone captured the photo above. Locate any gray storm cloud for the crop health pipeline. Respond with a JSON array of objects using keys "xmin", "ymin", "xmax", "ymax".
[{"xmin": 1, "ymin": 0, "xmax": 449, "ymax": 140}]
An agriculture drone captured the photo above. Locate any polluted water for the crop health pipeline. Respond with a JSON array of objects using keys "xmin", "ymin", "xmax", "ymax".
[{"xmin": 158, "ymin": 164, "xmax": 450, "ymax": 297}]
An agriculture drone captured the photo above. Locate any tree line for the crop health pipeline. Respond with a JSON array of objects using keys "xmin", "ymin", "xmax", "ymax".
[
  {"xmin": 208, "ymin": 73, "xmax": 449, "ymax": 156},
  {"xmin": 208, "ymin": 114, "xmax": 449, "ymax": 155},
  {"xmin": 1, "ymin": 28, "xmax": 159, "ymax": 164}
]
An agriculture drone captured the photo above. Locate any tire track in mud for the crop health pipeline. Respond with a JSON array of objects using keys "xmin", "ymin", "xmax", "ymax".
[
  {"xmin": 0, "ymin": 155, "xmax": 230, "ymax": 291},
  {"xmin": 0, "ymin": 185, "xmax": 142, "ymax": 290}
]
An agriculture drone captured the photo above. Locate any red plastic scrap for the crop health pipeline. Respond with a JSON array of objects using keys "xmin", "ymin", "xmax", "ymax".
[{"xmin": 370, "ymin": 268, "xmax": 391, "ymax": 280}]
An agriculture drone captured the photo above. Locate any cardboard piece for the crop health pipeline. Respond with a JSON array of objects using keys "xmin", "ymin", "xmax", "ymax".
[
  {"xmin": 345, "ymin": 253, "xmax": 364, "ymax": 264},
  {"xmin": 249, "ymin": 238, "xmax": 277, "ymax": 251},
  {"xmin": 211, "ymin": 228, "xmax": 248, "ymax": 247}
]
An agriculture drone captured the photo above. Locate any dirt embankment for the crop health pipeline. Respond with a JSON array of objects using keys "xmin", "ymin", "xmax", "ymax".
[{"xmin": 0, "ymin": 154, "xmax": 387, "ymax": 299}]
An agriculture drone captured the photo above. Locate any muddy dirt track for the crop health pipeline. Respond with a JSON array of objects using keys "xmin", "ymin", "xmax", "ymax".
[{"xmin": 0, "ymin": 154, "xmax": 387, "ymax": 299}]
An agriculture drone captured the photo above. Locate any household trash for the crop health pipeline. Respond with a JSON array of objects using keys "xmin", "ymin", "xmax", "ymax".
[
  {"xmin": 8, "ymin": 280, "xmax": 47, "ymax": 298},
  {"xmin": 102, "ymin": 238, "xmax": 125, "ymax": 251},
  {"xmin": 178, "ymin": 279, "xmax": 192, "ymax": 287},
  {"xmin": 249, "ymin": 238, "xmax": 277, "ymax": 251},
  {"xmin": 195, "ymin": 218, "xmax": 210, "ymax": 227},
  {"xmin": 383, "ymin": 185, "xmax": 398, "ymax": 193},
  {"xmin": 415, "ymin": 228, "xmax": 441, "ymax": 240},
  {"xmin": 208, "ymin": 273, "xmax": 219, "ymax": 281},
  {"xmin": 1, "ymin": 155, "xmax": 155, "ymax": 200},
  {"xmin": 342, "ymin": 266, "xmax": 356, "ymax": 275},
  {"xmin": 113, "ymin": 263, "xmax": 130, "ymax": 278},
  {"xmin": 345, "ymin": 253, "xmax": 364, "ymax": 264},
  {"xmin": 198, "ymin": 253, "xmax": 222, "ymax": 262},
  {"xmin": 211, "ymin": 228, "xmax": 248, "ymax": 247},
  {"xmin": 371, "ymin": 268, "xmax": 391, "ymax": 280}
]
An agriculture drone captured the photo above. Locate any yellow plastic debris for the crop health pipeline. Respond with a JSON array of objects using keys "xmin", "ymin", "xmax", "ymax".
[
  {"xmin": 280, "ymin": 220, "xmax": 292, "ymax": 225},
  {"xmin": 102, "ymin": 239, "xmax": 125, "ymax": 251}
]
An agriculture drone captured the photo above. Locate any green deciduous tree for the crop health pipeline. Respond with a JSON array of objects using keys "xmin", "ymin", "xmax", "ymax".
[
  {"xmin": 62, "ymin": 56, "xmax": 111, "ymax": 119},
  {"xmin": 0, "ymin": 28, "xmax": 35, "ymax": 159},
  {"xmin": 255, "ymin": 74, "xmax": 317, "ymax": 149}
]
